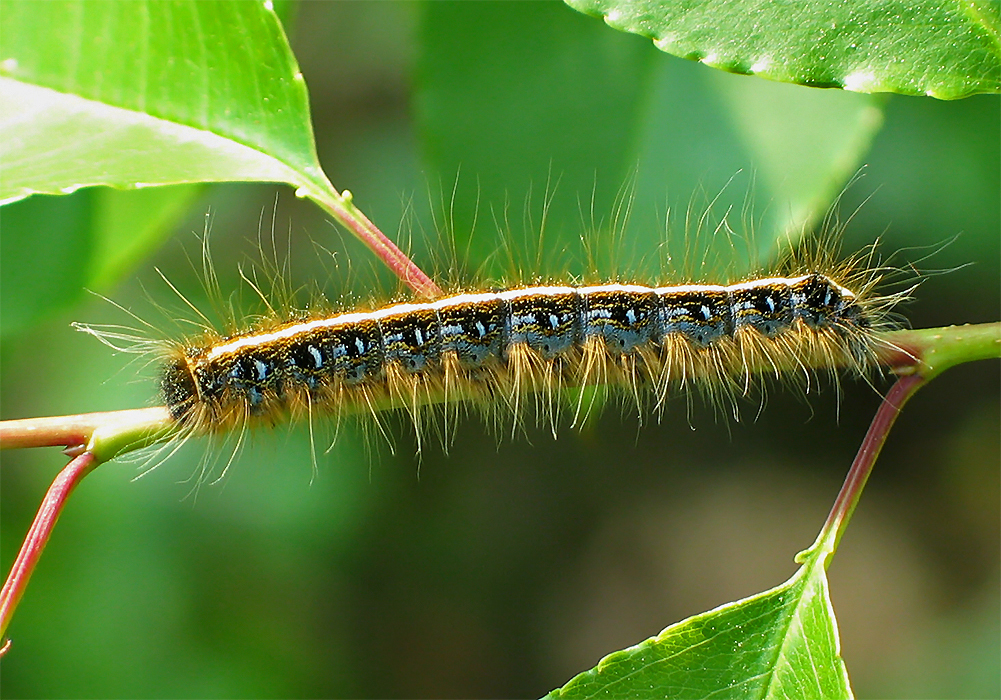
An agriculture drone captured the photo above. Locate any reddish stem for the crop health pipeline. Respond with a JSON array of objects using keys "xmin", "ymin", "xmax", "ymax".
[
  {"xmin": 0, "ymin": 407, "xmax": 170, "ymax": 452},
  {"xmin": 317, "ymin": 195, "xmax": 442, "ymax": 299},
  {"xmin": 817, "ymin": 373, "xmax": 926, "ymax": 558},
  {"xmin": 0, "ymin": 324, "xmax": 992, "ymax": 651},
  {"xmin": 0, "ymin": 451, "xmax": 99, "ymax": 649}
]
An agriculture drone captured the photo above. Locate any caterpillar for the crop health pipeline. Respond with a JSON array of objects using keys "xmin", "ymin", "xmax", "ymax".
[{"xmin": 153, "ymin": 243, "xmax": 901, "ymax": 446}]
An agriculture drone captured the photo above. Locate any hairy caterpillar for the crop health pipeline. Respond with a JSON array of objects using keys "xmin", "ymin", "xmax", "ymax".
[
  {"xmin": 63, "ymin": 173, "xmax": 918, "ymax": 471},
  {"xmin": 143, "ymin": 235, "xmax": 902, "ymax": 452}
]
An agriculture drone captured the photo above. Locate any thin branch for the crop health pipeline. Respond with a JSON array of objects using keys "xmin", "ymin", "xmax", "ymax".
[
  {"xmin": 0, "ymin": 407, "xmax": 170, "ymax": 452},
  {"xmin": 808, "ymin": 373, "xmax": 925, "ymax": 563},
  {"xmin": 3, "ymin": 325, "xmax": 997, "ymax": 457},
  {"xmin": 1, "ymin": 322, "xmax": 996, "ymax": 651},
  {"xmin": 303, "ymin": 187, "xmax": 443, "ymax": 299},
  {"xmin": 1, "ymin": 451, "xmax": 100, "ymax": 647},
  {"xmin": 804, "ymin": 321, "xmax": 1001, "ymax": 565}
]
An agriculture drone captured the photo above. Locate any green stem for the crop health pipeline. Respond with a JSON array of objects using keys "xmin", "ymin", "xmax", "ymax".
[
  {"xmin": 0, "ymin": 407, "xmax": 173, "ymax": 455},
  {"xmin": 886, "ymin": 322, "xmax": 1001, "ymax": 381},
  {"xmin": 2, "ymin": 323, "xmax": 997, "ymax": 649},
  {"xmin": 802, "ymin": 321, "xmax": 1001, "ymax": 567}
]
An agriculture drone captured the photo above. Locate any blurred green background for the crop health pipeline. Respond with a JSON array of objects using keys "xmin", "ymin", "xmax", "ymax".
[{"xmin": 1, "ymin": 2, "xmax": 998, "ymax": 697}]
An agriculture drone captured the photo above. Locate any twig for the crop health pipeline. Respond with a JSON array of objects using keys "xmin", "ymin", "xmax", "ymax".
[
  {"xmin": 1, "ymin": 323, "xmax": 997, "ymax": 652},
  {"xmin": 804, "ymin": 321, "xmax": 1001, "ymax": 565},
  {"xmin": 0, "ymin": 451, "xmax": 100, "ymax": 648},
  {"xmin": 0, "ymin": 407, "xmax": 170, "ymax": 452},
  {"xmin": 805, "ymin": 373, "xmax": 925, "ymax": 565},
  {"xmin": 302, "ymin": 187, "xmax": 443, "ymax": 299}
]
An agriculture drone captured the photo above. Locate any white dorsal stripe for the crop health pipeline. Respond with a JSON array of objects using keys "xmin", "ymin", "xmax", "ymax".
[
  {"xmin": 204, "ymin": 275, "xmax": 850, "ymax": 359},
  {"xmin": 499, "ymin": 285, "xmax": 577, "ymax": 301},
  {"xmin": 655, "ymin": 284, "xmax": 729, "ymax": 294},
  {"xmin": 725, "ymin": 276, "xmax": 808, "ymax": 291},
  {"xmin": 576, "ymin": 283, "xmax": 656, "ymax": 295}
]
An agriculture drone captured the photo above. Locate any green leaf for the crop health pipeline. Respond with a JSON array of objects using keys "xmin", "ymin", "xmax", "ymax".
[
  {"xmin": 565, "ymin": 0, "xmax": 1001, "ymax": 100},
  {"xmin": 0, "ymin": 186, "xmax": 204, "ymax": 336},
  {"xmin": 545, "ymin": 545, "xmax": 851, "ymax": 700},
  {"xmin": 88, "ymin": 185, "xmax": 204, "ymax": 289},
  {"xmin": 0, "ymin": 193, "xmax": 93, "ymax": 337},
  {"xmin": 415, "ymin": 0, "xmax": 658, "ymax": 272},
  {"xmin": 0, "ymin": 0, "xmax": 331, "ymax": 204},
  {"xmin": 417, "ymin": 1, "xmax": 884, "ymax": 279},
  {"xmin": 626, "ymin": 65, "xmax": 883, "ymax": 269}
]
